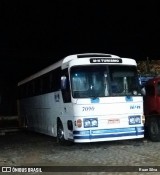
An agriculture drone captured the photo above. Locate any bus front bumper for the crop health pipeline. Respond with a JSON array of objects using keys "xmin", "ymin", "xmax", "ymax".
[{"xmin": 73, "ymin": 126, "xmax": 144, "ymax": 143}]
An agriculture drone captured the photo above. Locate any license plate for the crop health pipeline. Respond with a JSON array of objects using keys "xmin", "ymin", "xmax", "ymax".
[{"xmin": 108, "ymin": 119, "xmax": 120, "ymax": 124}]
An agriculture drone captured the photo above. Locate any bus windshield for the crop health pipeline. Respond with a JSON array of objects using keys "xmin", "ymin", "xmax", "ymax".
[{"xmin": 70, "ymin": 65, "xmax": 140, "ymax": 98}]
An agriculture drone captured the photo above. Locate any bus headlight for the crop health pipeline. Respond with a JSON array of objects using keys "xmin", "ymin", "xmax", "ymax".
[
  {"xmin": 84, "ymin": 118, "xmax": 98, "ymax": 128},
  {"xmin": 91, "ymin": 119, "xmax": 98, "ymax": 127},
  {"xmin": 84, "ymin": 119, "xmax": 91, "ymax": 128},
  {"xmin": 128, "ymin": 115, "xmax": 141, "ymax": 125},
  {"xmin": 135, "ymin": 116, "xmax": 141, "ymax": 123}
]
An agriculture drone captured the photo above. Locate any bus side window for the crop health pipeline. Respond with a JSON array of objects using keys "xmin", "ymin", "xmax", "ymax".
[
  {"xmin": 50, "ymin": 67, "xmax": 61, "ymax": 92},
  {"xmin": 61, "ymin": 69, "xmax": 71, "ymax": 103},
  {"xmin": 42, "ymin": 74, "xmax": 50, "ymax": 94},
  {"xmin": 35, "ymin": 78, "xmax": 42, "ymax": 95}
]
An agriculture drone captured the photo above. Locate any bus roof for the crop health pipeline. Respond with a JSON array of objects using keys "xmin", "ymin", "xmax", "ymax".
[{"xmin": 18, "ymin": 53, "xmax": 135, "ymax": 86}]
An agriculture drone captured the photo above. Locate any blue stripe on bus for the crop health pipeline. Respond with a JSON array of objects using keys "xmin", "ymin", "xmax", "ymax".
[
  {"xmin": 73, "ymin": 127, "xmax": 144, "ymax": 140},
  {"xmin": 73, "ymin": 132, "xmax": 144, "ymax": 140}
]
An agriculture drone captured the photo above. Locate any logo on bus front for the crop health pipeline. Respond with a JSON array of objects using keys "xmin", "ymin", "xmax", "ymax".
[
  {"xmin": 130, "ymin": 105, "xmax": 140, "ymax": 109},
  {"xmin": 90, "ymin": 58, "xmax": 122, "ymax": 63}
]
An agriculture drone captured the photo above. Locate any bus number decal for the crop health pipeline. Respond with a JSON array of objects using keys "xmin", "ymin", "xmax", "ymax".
[{"xmin": 82, "ymin": 106, "xmax": 95, "ymax": 111}]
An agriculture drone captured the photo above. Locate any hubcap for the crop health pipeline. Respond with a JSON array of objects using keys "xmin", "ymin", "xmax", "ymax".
[{"xmin": 58, "ymin": 125, "xmax": 64, "ymax": 140}]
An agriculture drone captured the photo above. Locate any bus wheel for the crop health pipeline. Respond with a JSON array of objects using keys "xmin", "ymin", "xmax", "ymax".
[
  {"xmin": 57, "ymin": 120, "xmax": 73, "ymax": 146},
  {"xmin": 57, "ymin": 121, "xmax": 65, "ymax": 143},
  {"xmin": 148, "ymin": 117, "xmax": 160, "ymax": 142}
]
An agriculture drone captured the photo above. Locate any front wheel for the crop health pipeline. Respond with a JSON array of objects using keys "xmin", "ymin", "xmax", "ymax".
[
  {"xmin": 57, "ymin": 120, "xmax": 73, "ymax": 145},
  {"xmin": 148, "ymin": 117, "xmax": 160, "ymax": 142}
]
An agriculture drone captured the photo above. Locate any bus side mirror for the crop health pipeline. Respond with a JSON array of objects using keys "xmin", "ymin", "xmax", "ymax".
[
  {"xmin": 141, "ymin": 87, "xmax": 146, "ymax": 96},
  {"xmin": 61, "ymin": 76, "xmax": 67, "ymax": 89}
]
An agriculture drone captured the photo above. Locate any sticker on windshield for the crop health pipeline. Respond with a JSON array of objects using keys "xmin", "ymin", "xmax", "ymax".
[
  {"xmin": 125, "ymin": 96, "xmax": 133, "ymax": 102},
  {"xmin": 91, "ymin": 98, "xmax": 100, "ymax": 103}
]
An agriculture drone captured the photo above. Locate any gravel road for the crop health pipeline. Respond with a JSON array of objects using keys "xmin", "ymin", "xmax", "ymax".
[{"xmin": 0, "ymin": 130, "xmax": 160, "ymax": 175}]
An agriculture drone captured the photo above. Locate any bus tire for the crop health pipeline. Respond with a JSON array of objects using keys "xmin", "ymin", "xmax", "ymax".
[
  {"xmin": 57, "ymin": 120, "xmax": 73, "ymax": 146},
  {"xmin": 148, "ymin": 117, "xmax": 160, "ymax": 142}
]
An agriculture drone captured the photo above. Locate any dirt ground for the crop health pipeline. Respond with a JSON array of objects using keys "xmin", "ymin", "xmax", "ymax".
[{"xmin": 0, "ymin": 130, "xmax": 160, "ymax": 175}]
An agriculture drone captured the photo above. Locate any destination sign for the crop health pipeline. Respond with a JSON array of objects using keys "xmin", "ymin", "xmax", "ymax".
[{"xmin": 90, "ymin": 58, "xmax": 122, "ymax": 63}]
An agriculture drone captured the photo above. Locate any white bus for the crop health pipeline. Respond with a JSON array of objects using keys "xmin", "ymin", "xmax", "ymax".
[{"xmin": 17, "ymin": 53, "xmax": 145, "ymax": 144}]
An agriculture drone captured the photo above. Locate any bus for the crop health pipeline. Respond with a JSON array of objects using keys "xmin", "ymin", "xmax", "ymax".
[{"xmin": 17, "ymin": 53, "xmax": 145, "ymax": 144}]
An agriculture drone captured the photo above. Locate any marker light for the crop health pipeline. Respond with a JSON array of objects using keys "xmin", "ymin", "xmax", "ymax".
[
  {"xmin": 76, "ymin": 119, "xmax": 82, "ymax": 128},
  {"xmin": 142, "ymin": 115, "xmax": 145, "ymax": 124}
]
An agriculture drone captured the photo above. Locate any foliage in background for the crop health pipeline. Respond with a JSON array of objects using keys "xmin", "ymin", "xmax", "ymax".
[{"xmin": 137, "ymin": 60, "xmax": 160, "ymax": 75}]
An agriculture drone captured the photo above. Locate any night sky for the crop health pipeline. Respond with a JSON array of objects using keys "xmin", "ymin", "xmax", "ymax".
[{"xmin": 1, "ymin": 1, "xmax": 160, "ymax": 83}]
